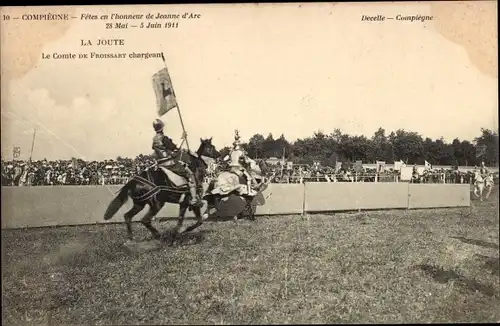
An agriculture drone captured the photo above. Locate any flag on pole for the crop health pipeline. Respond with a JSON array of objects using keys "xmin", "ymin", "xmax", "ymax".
[
  {"xmin": 475, "ymin": 145, "xmax": 486, "ymax": 158},
  {"xmin": 376, "ymin": 161, "xmax": 386, "ymax": 173},
  {"xmin": 394, "ymin": 160, "xmax": 406, "ymax": 171},
  {"xmin": 424, "ymin": 160, "xmax": 432, "ymax": 170},
  {"xmin": 152, "ymin": 67, "xmax": 178, "ymax": 116},
  {"xmin": 13, "ymin": 147, "xmax": 21, "ymax": 159},
  {"xmin": 335, "ymin": 161, "xmax": 342, "ymax": 172},
  {"xmin": 354, "ymin": 160, "xmax": 363, "ymax": 173}
]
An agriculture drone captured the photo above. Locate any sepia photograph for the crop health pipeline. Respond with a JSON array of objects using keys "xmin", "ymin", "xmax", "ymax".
[{"xmin": 1, "ymin": 1, "xmax": 498, "ymax": 324}]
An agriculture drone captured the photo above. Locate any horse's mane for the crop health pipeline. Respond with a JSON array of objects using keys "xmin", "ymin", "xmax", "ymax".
[{"xmin": 181, "ymin": 148, "xmax": 210, "ymax": 169}]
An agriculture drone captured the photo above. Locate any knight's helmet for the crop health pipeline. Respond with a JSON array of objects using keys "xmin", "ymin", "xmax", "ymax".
[
  {"xmin": 232, "ymin": 129, "xmax": 241, "ymax": 150},
  {"xmin": 153, "ymin": 119, "xmax": 164, "ymax": 132}
]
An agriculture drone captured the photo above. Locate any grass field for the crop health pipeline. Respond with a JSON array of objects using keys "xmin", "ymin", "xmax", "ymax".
[{"xmin": 2, "ymin": 188, "xmax": 499, "ymax": 324}]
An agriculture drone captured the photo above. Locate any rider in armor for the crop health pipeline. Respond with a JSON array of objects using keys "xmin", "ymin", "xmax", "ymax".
[
  {"xmin": 228, "ymin": 130, "xmax": 259, "ymax": 196},
  {"xmin": 152, "ymin": 119, "xmax": 202, "ymax": 206}
]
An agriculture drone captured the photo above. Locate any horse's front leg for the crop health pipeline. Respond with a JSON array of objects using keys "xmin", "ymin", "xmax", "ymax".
[
  {"xmin": 180, "ymin": 205, "xmax": 204, "ymax": 234},
  {"xmin": 247, "ymin": 198, "xmax": 257, "ymax": 221},
  {"xmin": 485, "ymin": 184, "xmax": 493, "ymax": 199},
  {"xmin": 202, "ymin": 195, "xmax": 218, "ymax": 220},
  {"xmin": 235, "ymin": 197, "xmax": 255, "ymax": 221},
  {"xmin": 203, "ymin": 195, "xmax": 217, "ymax": 220},
  {"xmin": 473, "ymin": 184, "xmax": 480, "ymax": 198}
]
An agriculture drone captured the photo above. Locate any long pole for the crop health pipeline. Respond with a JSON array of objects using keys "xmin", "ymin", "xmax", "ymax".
[
  {"xmin": 161, "ymin": 53, "xmax": 190, "ymax": 151},
  {"xmin": 281, "ymin": 147, "xmax": 286, "ymax": 177},
  {"xmin": 29, "ymin": 128, "xmax": 36, "ymax": 163}
]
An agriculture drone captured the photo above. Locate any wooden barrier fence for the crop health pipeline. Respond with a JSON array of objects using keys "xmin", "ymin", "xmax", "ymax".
[{"xmin": 1, "ymin": 183, "xmax": 470, "ymax": 229}]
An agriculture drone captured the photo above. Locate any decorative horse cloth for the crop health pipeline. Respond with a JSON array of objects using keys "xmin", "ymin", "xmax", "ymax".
[{"xmin": 208, "ymin": 160, "xmax": 264, "ymax": 196}]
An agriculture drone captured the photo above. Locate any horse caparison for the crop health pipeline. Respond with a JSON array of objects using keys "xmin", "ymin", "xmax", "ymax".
[
  {"xmin": 103, "ymin": 138, "xmax": 219, "ymax": 241},
  {"xmin": 203, "ymin": 158, "xmax": 271, "ymax": 222}
]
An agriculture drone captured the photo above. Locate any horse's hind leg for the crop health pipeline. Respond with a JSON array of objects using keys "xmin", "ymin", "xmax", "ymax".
[
  {"xmin": 124, "ymin": 202, "xmax": 145, "ymax": 241},
  {"xmin": 141, "ymin": 203, "xmax": 163, "ymax": 240}
]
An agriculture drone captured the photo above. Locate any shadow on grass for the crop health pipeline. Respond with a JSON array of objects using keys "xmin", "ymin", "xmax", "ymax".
[
  {"xmin": 474, "ymin": 254, "xmax": 500, "ymax": 276},
  {"xmin": 417, "ymin": 264, "xmax": 497, "ymax": 297},
  {"xmin": 450, "ymin": 237, "xmax": 499, "ymax": 250},
  {"xmin": 119, "ymin": 230, "xmax": 209, "ymax": 254},
  {"xmin": 54, "ymin": 241, "xmax": 130, "ymax": 268},
  {"xmin": 158, "ymin": 212, "xmax": 259, "ymax": 223},
  {"xmin": 159, "ymin": 228, "xmax": 209, "ymax": 247}
]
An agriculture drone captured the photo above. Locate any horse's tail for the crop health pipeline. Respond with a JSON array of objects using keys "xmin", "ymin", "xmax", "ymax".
[{"xmin": 104, "ymin": 181, "xmax": 132, "ymax": 220}]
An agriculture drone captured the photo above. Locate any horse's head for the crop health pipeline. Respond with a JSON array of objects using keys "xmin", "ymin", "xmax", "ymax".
[
  {"xmin": 257, "ymin": 159, "xmax": 270, "ymax": 175},
  {"xmin": 197, "ymin": 137, "xmax": 220, "ymax": 159}
]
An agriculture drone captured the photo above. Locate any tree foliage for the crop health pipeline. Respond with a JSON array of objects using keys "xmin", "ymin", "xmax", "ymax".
[{"xmin": 236, "ymin": 128, "xmax": 498, "ymax": 166}]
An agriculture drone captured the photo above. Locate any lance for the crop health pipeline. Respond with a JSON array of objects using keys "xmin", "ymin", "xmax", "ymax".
[{"xmin": 160, "ymin": 52, "xmax": 190, "ymax": 151}]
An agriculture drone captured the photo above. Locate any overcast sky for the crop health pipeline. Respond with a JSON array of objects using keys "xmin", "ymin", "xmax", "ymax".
[{"xmin": 1, "ymin": 2, "xmax": 497, "ymax": 161}]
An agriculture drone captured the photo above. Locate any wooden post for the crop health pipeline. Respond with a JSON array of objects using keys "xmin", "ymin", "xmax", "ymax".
[{"xmin": 29, "ymin": 129, "xmax": 36, "ymax": 163}]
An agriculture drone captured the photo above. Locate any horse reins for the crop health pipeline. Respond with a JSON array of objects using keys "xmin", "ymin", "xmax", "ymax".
[{"xmin": 129, "ymin": 151, "xmax": 211, "ymax": 203}]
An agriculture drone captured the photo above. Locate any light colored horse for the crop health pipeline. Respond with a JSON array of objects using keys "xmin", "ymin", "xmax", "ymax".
[{"xmin": 473, "ymin": 171, "xmax": 494, "ymax": 201}]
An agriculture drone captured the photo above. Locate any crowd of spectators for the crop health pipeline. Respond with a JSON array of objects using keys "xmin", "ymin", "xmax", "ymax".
[
  {"xmin": 257, "ymin": 163, "xmax": 498, "ymax": 185},
  {"xmin": 2, "ymin": 158, "xmax": 497, "ymax": 187},
  {"xmin": 1, "ymin": 157, "xmax": 155, "ymax": 186}
]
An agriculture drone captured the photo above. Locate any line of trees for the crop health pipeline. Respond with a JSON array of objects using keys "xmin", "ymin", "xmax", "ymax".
[{"xmin": 218, "ymin": 128, "xmax": 498, "ymax": 167}]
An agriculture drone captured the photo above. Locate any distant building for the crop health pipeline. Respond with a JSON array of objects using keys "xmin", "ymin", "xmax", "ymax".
[{"xmin": 265, "ymin": 157, "xmax": 281, "ymax": 165}]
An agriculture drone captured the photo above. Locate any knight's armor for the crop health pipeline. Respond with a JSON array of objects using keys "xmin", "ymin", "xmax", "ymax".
[
  {"xmin": 152, "ymin": 133, "xmax": 176, "ymax": 160},
  {"xmin": 229, "ymin": 130, "xmax": 258, "ymax": 195},
  {"xmin": 152, "ymin": 119, "xmax": 201, "ymax": 206}
]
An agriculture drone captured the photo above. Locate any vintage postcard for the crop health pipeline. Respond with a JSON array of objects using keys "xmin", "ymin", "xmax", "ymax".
[{"xmin": 1, "ymin": 2, "xmax": 498, "ymax": 325}]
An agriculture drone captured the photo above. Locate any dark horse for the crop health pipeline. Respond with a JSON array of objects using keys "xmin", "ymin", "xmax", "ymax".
[
  {"xmin": 103, "ymin": 138, "xmax": 220, "ymax": 241},
  {"xmin": 203, "ymin": 158, "xmax": 274, "ymax": 221}
]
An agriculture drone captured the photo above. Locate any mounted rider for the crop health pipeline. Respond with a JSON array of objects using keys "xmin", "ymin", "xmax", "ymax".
[
  {"xmin": 152, "ymin": 119, "xmax": 202, "ymax": 206},
  {"xmin": 479, "ymin": 161, "xmax": 490, "ymax": 178},
  {"xmin": 227, "ymin": 130, "xmax": 259, "ymax": 196}
]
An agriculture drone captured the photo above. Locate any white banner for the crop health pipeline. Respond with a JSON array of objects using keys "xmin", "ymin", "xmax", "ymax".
[{"xmin": 400, "ymin": 167, "xmax": 413, "ymax": 181}]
